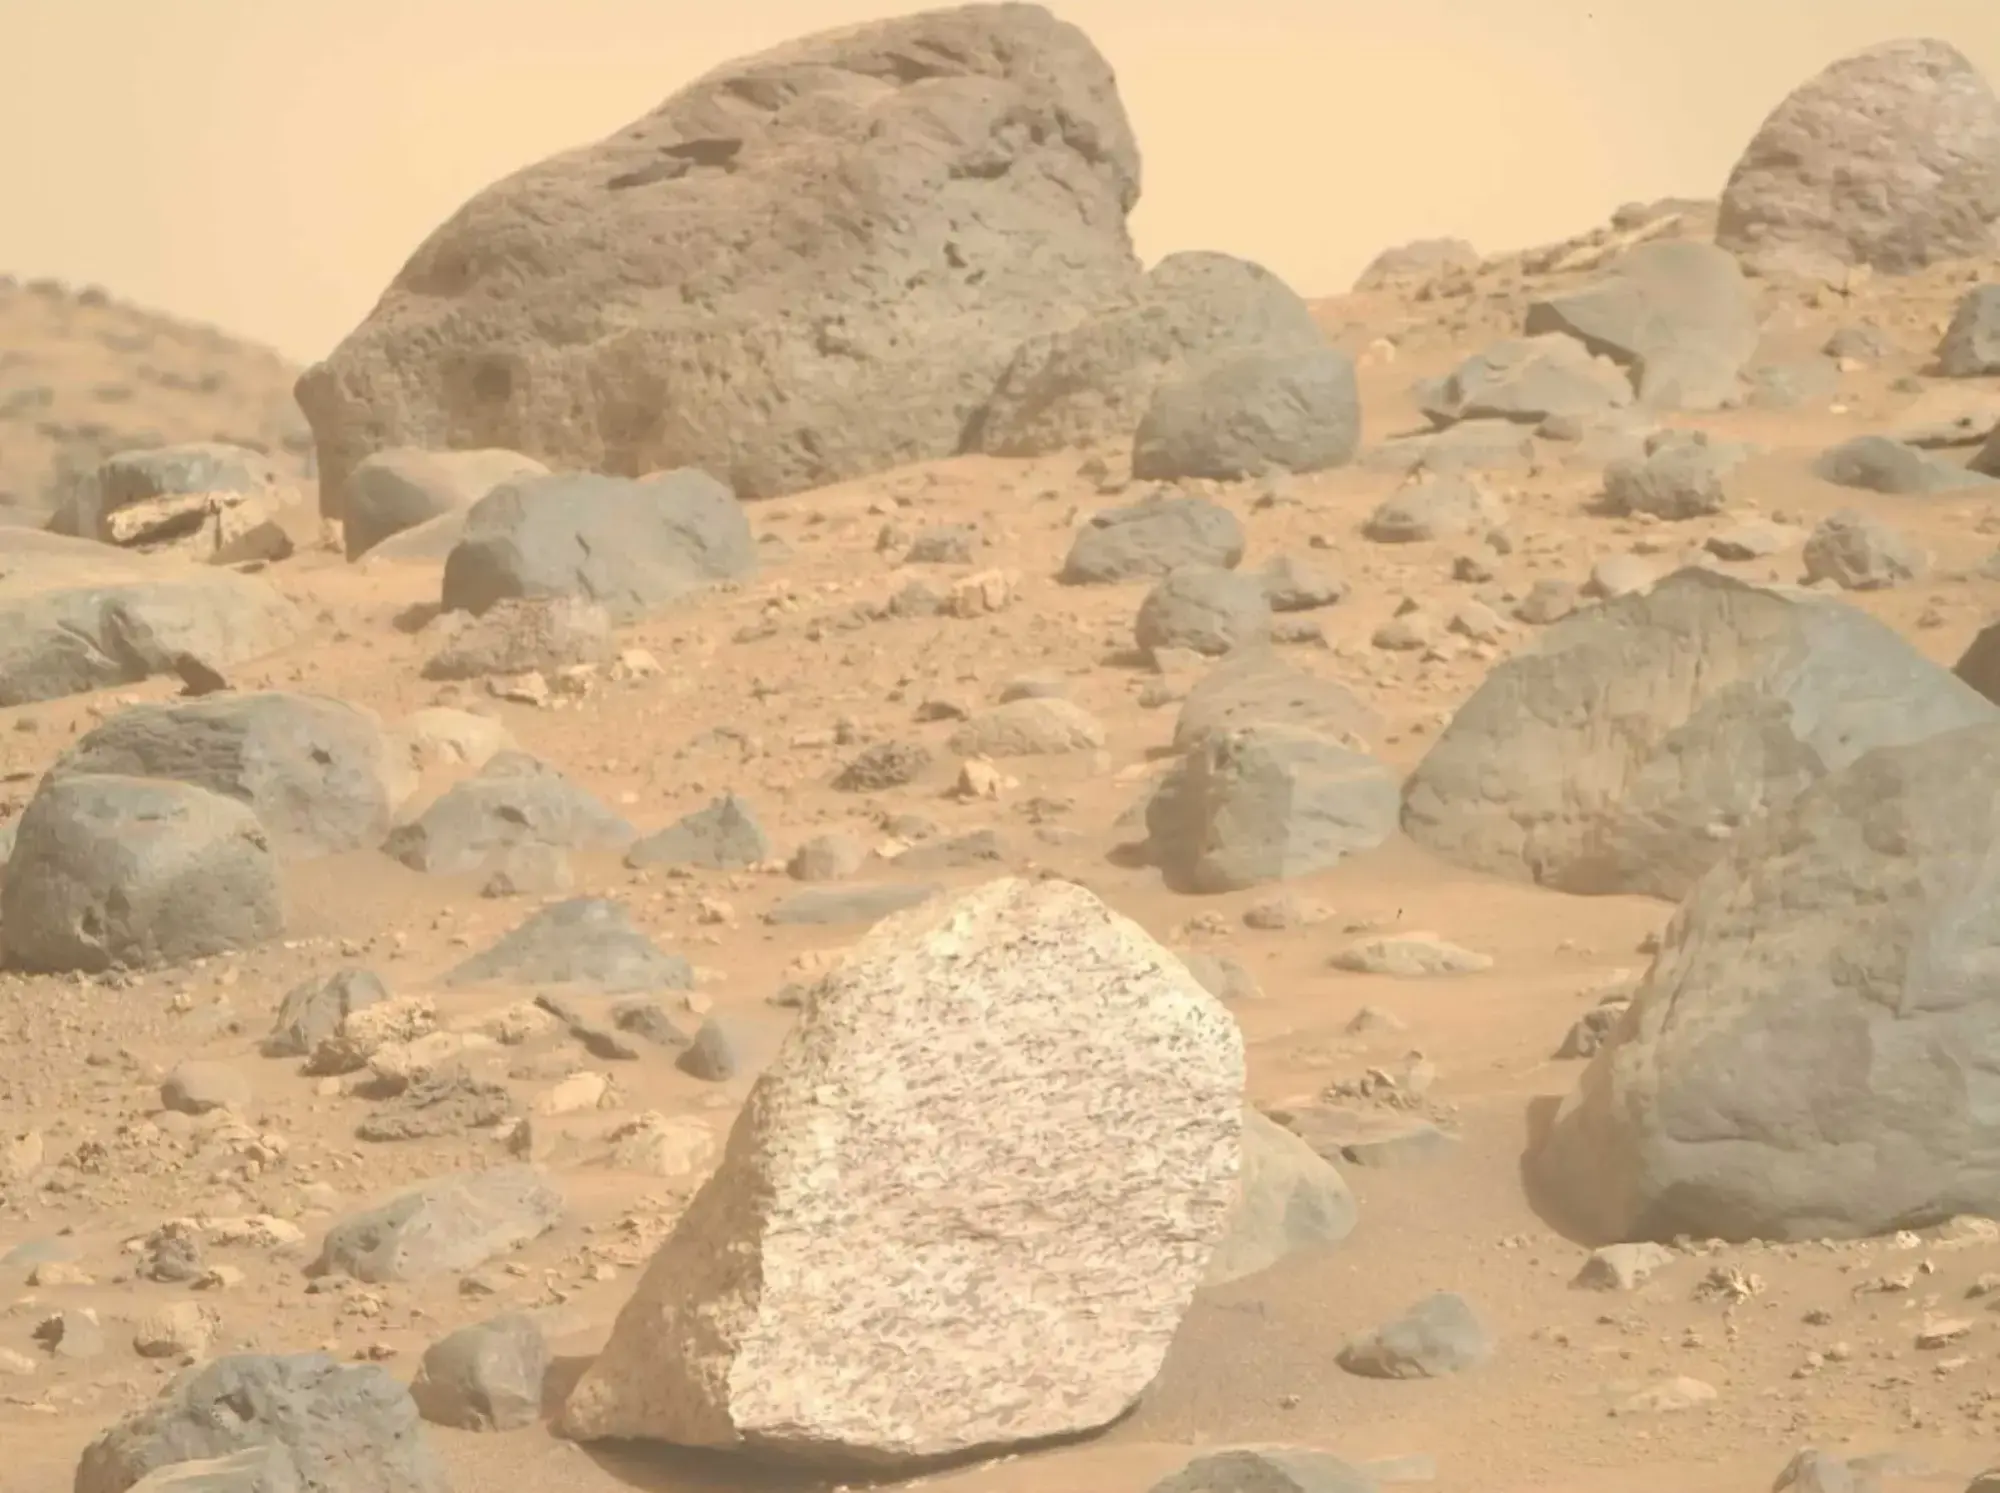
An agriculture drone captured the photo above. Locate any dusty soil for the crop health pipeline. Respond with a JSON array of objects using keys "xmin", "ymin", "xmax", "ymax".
[{"xmin": 3, "ymin": 232, "xmax": 1999, "ymax": 1492}]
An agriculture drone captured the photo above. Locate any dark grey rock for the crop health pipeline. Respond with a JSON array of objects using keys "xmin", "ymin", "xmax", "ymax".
[
  {"xmin": 624, "ymin": 794, "xmax": 770, "ymax": 870},
  {"xmin": 1173, "ymin": 648, "xmax": 1380, "ymax": 754},
  {"xmin": 264, "ymin": 969, "xmax": 389, "ymax": 1059},
  {"xmin": 1937, "ymin": 285, "xmax": 2000, "ymax": 377},
  {"xmin": 343, "ymin": 448, "xmax": 546, "ymax": 561},
  {"xmin": 2, "ymin": 775, "xmax": 283, "ymax": 973},
  {"xmin": 676, "ymin": 1018, "xmax": 742, "ymax": 1082},
  {"xmin": 73, "ymin": 1352, "xmax": 444, "ymax": 1493},
  {"xmin": 1536, "ymin": 719, "xmax": 2000, "ymax": 1242},
  {"xmin": 446, "ymin": 898, "xmax": 691, "ymax": 993},
  {"xmin": 831, "ymin": 741, "xmax": 932, "ymax": 793},
  {"xmin": 309, "ymin": 1166, "xmax": 563, "ymax": 1284},
  {"xmin": 441, "ymin": 469, "xmax": 756, "ymax": 622},
  {"xmin": 410, "ymin": 1313, "xmax": 548, "ymax": 1432},
  {"xmin": 1135, "ymin": 565, "xmax": 1272, "ymax": 656},
  {"xmin": 1058, "ymin": 493, "xmax": 1244, "ymax": 585},
  {"xmin": 1600, "ymin": 431, "xmax": 1746, "ymax": 520},
  {"xmin": 1813, "ymin": 435, "xmax": 1994, "ymax": 494},
  {"xmin": 1525, "ymin": 241, "xmax": 1756, "ymax": 409},
  {"xmin": 1147, "ymin": 725, "xmax": 1399, "ymax": 893},
  {"xmin": 382, "ymin": 752, "xmax": 633, "ymax": 875},
  {"xmin": 978, "ymin": 252, "xmax": 1327, "ymax": 457},
  {"xmin": 422, "ymin": 596, "xmax": 615, "ymax": 681},
  {"xmin": 1205, "ymin": 1109, "xmax": 1356, "ymax": 1287},
  {"xmin": 1338, "ymin": 1293, "xmax": 1492, "ymax": 1379},
  {"xmin": 1402, "ymin": 567, "xmax": 1996, "ymax": 900},
  {"xmin": 1418, "ymin": 334, "xmax": 1631, "ymax": 426},
  {"xmin": 50, "ymin": 693, "xmax": 399, "ymax": 858},
  {"xmin": 1132, "ymin": 345, "xmax": 1360, "ymax": 481},
  {"xmin": 1149, "ymin": 1448, "xmax": 1375, "ymax": 1493}
]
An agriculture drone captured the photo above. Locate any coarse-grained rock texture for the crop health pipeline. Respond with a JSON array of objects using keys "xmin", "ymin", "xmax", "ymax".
[
  {"xmin": 1716, "ymin": 38, "xmax": 2000, "ymax": 277},
  {"xmin": 559, "ymin": 876, "xmax": 1244, "ymax": 1466},
  {"xmin": 295, "ymin": 3, "xmax": 1144, "ymax": 516}
]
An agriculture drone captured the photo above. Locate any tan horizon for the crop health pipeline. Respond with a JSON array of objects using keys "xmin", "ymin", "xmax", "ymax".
[{"xmin": 6, "ymin": 0, "xmax": 2000, "ymax": 365}]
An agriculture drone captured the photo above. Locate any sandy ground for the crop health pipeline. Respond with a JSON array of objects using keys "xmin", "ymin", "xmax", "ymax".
[{"xmin": 3, "ymin": 237, "xmax": 2000, "ymax": 1492}]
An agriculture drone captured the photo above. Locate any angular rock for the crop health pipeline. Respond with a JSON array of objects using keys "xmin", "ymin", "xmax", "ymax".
[
  {"xmin": 2, "ymin": 775, "xmax": 283, "ymax": 973},
  {"xmin": 265, "ymin": 968, "xmax": 390, "ymax": 1059},
  {"xmin": 559, "ymin": 877, "xmax": 1244, "ymax": 1464},
  {"xmin": 1939, "ymin": 285, "xmax": 2000, "ymax": 377},
  {"xmin": 1135, "ymin": 565, "xmax": 1272, "ymax": 657},
  {"xmin": 410, "ymin": 1313, "xmax": 548, "ymax": 1432},
  {"xmin": 1573, "ymin": 1241, "xmax": 1676, "ymax": 1291},
  {"xmin": 1058, "ymin": 493, "xmax": 1244, "ymax": 585},
  {"xmin": 310, "ymin": 1166, "xmax": 563, "ymax": 1284},
  {"xmin": 624, "ymin": 794, "xmax": 769, "ymax": 870},
  {"xmin": 297, "ymin": 5, "xmax": 1143, "ymax": 514},
  {"xmin": 1419, "ymin": 335, "xmax": 1632, "ymax": 427},
  {"xmin": 1361, "ymin": 419, "xmax": 1535, "ymax": 476},
  {"xmin": 50, "ymin": 693, "xmax": 400, "ymax": 858},
  {"xmin": 1524, "ymin": 241, "xmax": 1756, "ymax": 409},
  {"xmin": 1257, "ymin": 554, "xmax": 1347, "ymax": 612},
  {"xmin": 1173, "ymin": 649, "xmax": 1380, "ymax": 753},
  {"xmin": 1363, "ymin": 475, "xmax": 1505, "ymax": 543},
  {"xmin": 1205, "ymin": 1109, "xmax": 1356, "ymax": 1287},
  {"xmin": 441, "ymin": 469, "xmax": 755, "ymax": 622},
  {"xmin": 1813, "ymin": 435, "xmax": 1993, "ymax": 494},
  {"xmin": 73, "ymin": 1353, "xmax": 444, "ymax": 1493},
  {"xmin": 1600, "ymin": 431, "xmax": 1745, "ymax": 520},
  {"xmin": 382, "ymin": 752, "xmax": 634, "ymax": 875},
  {"xmin": 786, "ymin": 832, "xmax": 868, "ymax": 882},
  {"xmin": 56, "ymin": 443, "xmax": 297, "ymax": 564},
  {"xmin": 422, "ymin": 596, "xmax": 615, "ymax": 681},
  {"xmin": 977, "ymin": 252, "xmax": 1326, "ymax": 456},
  {"xmin": 1354, "ymin": 236, "xmax": 1479, "ymax": 289},
  {"xmin": 1132, "ymin": 345, "xmax": 1360, "ymax": 481},
  {"xmin": 445, "ymin": 898, "xmax": 691, "ymax": 993},
  {"xmin": 1535, "ymin": 720, "xmax": 2000, "ymax": 1242},
  {"xmin": 1716, "ymin": 39, "xmax": 2000, "ymax": 277},
  {"xmin": 1401, "ymin": 567, "xmax": 1996, "ymax": 899},
  {"xmin": 343, "ymin": 447, "xmax": 547, "ymax": 560},
  {"xmin": 1338, "ymin": 1293, "xmax": 1492, "ymax": 1379},
  {"xmin": 0, "ymin": 532, "xmax": 301, "ymax": 708},
  {"xmin": 1147, "ymin": 725, "xmax": 1400, "ymax": 893},
  {"xmin": 1801, "ymin": 511, "xmax": 1928, "ymax": 591}
]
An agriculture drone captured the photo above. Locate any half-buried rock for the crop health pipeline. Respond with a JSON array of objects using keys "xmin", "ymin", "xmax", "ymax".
[
  {"xmin": 1148, "ymin": 725, "xmax": 1399, "ymax": 893},
  {"xmin": 441, "ymin": 469, "xmax": 756, "ymax": 621},
  {"xmin": 47, "ymin": 692, "xmax": 402, "ymax": 858},
  {"xmin": 1535, "ymin": 720, "xmax": 2000, "ymax": 1244},
  {"xmin": 2, "ymin": 775, "xmax": 283, "ymax": 973},
  {"xmin": 310, "ymin": 1166, "xmax": 564, "ymax": 1285},
  {"xmin": 1402, "ymin": 567, "xmax": 1995, "ymax": 901},
  {"xmin": 559, "ymin": 876, "xmax": 1245, "ymax": 1465},
  {"xmin": 383, "ymin": 753, "xmax": 634, "ymax": 876},
  {"xmin": 446, "ymin": 898, "xmax": 692, "ymax": 994}
]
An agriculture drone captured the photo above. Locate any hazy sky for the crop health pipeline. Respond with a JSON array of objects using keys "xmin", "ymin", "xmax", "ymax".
[{"xmin": 6, "ymin": 1, "xmax": 2000, "ymax": 362}]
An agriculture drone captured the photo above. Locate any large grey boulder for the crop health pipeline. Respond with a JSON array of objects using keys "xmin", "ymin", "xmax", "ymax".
[
  {"xmin": 1172, "ymin": 649, "xmax": 1380, "ymax": 754},
  {"xmin": 1131, "ymin": 345, "xmax": 1360, "ymax": 480},
  {"xmin": 342, "ymin": 447, "xmax": 547, "ymax": 560},
  {"xmin": 1402, "ymin": 567, "xmax": 1997, "ymax": 901},
  {"xmin": 1535, "ymin": 721, "xmax": 2000, "ymax": 1243},
  {"xmin": 1147, "ymin": 725, "xmax": 1400, "ymax": 893},
  {"xmin": 49, "ymin": 693, "xmax": 401, "ymax": 858},
  {"xmin": 1936, "ymin": 285, "xmax": 2000, "ymax": 377},
  {"xmin": 975, "ymin": 251, "xmax": 1327, "ymax": 456},
  {"xmin": 73, "ymin": 1353, "xmax": 445, "ymax": 1493},
  {"xmin": 1524, "ymin": 241, "xmax": 1757, "ymax": 410},
  {"xmin": 559, "ymin": 877, "xmax": 1243, "ymax": 1465},
  {"xmin": 1134, "ymin": 565, "xmax": 1271, "ymax": 656},
  {"xmin": 0, "ymin": 531, "xmax": 301, "ymax": 707},
  {"xmin": 1812, "ymin": 434, "xmax": 1994, "ymax": 494},
  {"xmin": 2, "ymin": 775, "xmax": 284, "ymax": 973},
  {"xmin": 1716, "ymin": 39, "xmax": 2000, "ymax": 278},
  {"xmin": 296, "ymin": 4, "xmax": 1142, "ymax": 516},
  {"xmin": 441, "ymin": 469, "xmax": 755, "ymax": 621},
  {"xmin": 53, "ymin": 442, "xmax": 297, "ymax": 563}
]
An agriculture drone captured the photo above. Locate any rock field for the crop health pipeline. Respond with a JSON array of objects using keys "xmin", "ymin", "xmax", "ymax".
[{"xmin": 4, "ymin": 8, "xmax": 2000, "ymax": 1493}]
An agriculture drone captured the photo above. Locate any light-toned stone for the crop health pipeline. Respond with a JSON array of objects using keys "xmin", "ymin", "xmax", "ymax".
[{"xmin": 560, "ymin": 876, "xmax": 1245, "ymax": 1464}]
